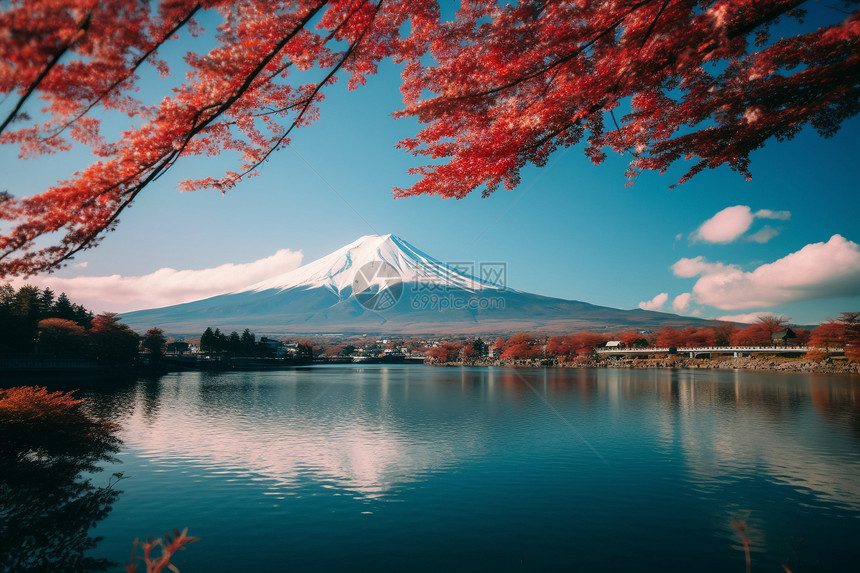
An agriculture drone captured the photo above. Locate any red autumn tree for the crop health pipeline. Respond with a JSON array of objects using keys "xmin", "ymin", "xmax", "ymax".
[
  {"xmin": 713, "ymin": 322, "xmax": 737, "ymax": 346},
  {"xmin": 730, "ymin": 314, "xmax": 790, "ymax": 346},
  {"xmin": 618, "ymin": 330, "xmax": 649, "ymax": 348},
  {"xmin": 500, "ymin": 343, "xmax": 542, "ymax": 359},
  {"xmin": 36, "ymin": 317, "xmax": 86, "ymax": 355},
  {"xmin": 806, "ymin": 313, "xmax": 860, "ymax": 361},
  {"xmin": 545, "ymin": 335, "xmax": 573, "ymax": 359},
  {"xmin": 838, "ymin": 312, "xmax": 860, "ymax": 362},
  {"xmin": 460, "ymin": 344, "xmax": 476, "ymax": 360},
  {"xmin": 499, "ymin": 332, "xmax": 542, "ymax": 359},
  {"xmin": 546, "ymin": 333, "xmax": 602, "ymax": 361},
  {"xmin": 756, "ymin": 314, "xmax": 790, "ymax": 336},
  {"xmin": 1, "ymin": 1, "xmax": 858, "ymax": 275},
  {"xmin": 808, "ymin": 321, "xmax": 846, "ymax": 353},
  {"xmin": 655, "ymin": 327, "xmax": 685, "ymax": 348},
  {"xmin": 88, "ymin": 311, "xmax": 139, "ymax": 364},
  {"xmin": 679, "ymin": 326, "xmax": 717, "ymax": 347},
  {"xmin": 567, "ymin": 331, "xmax": 608, "ymax": 355},
  {"xmin": 730, "ymin": 323, "xmax": 772, "ymax": 346},
  {"xmin": 424, "ymin": 341, "xmax": 463, "ymax": 362}
]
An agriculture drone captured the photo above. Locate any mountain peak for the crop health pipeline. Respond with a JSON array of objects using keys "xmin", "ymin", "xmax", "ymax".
[
  {"xmin": 123, "ymin": 233, "xmax": 711, "ymax": 335},
  {"xmin": 239, "ymin": 234, "xmax": 504, "ymax": 296}
]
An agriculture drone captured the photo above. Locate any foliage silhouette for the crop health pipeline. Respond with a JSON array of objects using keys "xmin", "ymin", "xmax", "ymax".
[{"xmin": 0, "ymin": 386, "xmax": 122, "ymax": 572}]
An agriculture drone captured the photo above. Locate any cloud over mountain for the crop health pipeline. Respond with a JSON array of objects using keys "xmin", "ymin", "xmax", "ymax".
[
  {"xmin": 639, "ymin": 292, "xmax": 668, "ymax": 311},
  {"xmin": 13, "ymin": 249, "xmax": 304, "ymax": 313}
]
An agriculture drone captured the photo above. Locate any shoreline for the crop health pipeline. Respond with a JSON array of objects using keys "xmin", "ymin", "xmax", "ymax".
[
  {"xmin": 3, "ymin": 355, "xmax": 856, "ymax": 378},
  {"xmin": 430, "ymin": 355, "xmax": 859, "ymax": 374}
]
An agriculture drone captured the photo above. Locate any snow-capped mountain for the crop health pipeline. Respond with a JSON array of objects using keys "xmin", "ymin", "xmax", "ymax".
[
  {"xmin": 122, "ymin": 234, "xmax": 706, "ymax": 335},
  {"xmin": 240, "ymin": 234, "xmax": 502, "ymax": 296}
]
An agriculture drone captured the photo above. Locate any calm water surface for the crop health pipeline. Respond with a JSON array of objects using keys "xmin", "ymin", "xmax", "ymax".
[{"xmin": 72, "ymin": 366, "xmax": 860, "ymax": 571}]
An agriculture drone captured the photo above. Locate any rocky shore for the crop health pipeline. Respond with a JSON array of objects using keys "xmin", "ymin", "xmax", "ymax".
[{"xmin": 432, "ymin": 355, "xmax": 859, "ymax": 374}]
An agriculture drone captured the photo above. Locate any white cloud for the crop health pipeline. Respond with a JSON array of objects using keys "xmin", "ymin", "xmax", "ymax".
[
  {"xmin": 715, "ymin": 311, "xmax": 777, "ymax": 324},
  {"xmin": 746, "ymin": 226, "xmax": 779, "ymax": 244},
  {"xmin": 672, "ymin": 292, "xmax": 692, "ymax": 312},
  {"xmin": 754, "ymin": 209, "xmax": 791, "ymax": 221},
  {"xmin": 692, "ymin": 205, "xmax": 790, "ymax": 244},
  {"xmin": 12, "ymin": 248, "xmax": 304, "ymax": 313},
  {"xmin": 671, "ymin": 256, "xmax": 732, "ymax": 278},
  {"xmin": 675, "ymin": 234, "xmax": 860, "ymax": 310},
  {"xmin": 72, "ymin": 261, "xmax": 88, "ymax": 269},
  {"xmin": 639, "ymin": 292, "xmax": 668, "ymax": 311},
  {"xmin": 693, "ymin": 205, "xmax": 755, "ymax": 243}
]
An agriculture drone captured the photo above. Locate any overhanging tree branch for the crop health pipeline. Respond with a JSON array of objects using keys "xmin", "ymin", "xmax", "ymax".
[{"xmin": 0, "ymin": 12, "xmax": 91, "ymax": 136}]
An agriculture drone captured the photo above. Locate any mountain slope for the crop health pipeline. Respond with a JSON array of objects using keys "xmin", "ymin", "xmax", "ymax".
[{"xmin": 122, "ymin": 234, "xmax": 711, "ymax": 335}]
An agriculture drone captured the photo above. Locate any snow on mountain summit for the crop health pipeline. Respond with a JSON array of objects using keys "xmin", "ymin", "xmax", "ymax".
[{"xmin": 240, "ymin": 234, "xmax": 504, "ymax": 296}]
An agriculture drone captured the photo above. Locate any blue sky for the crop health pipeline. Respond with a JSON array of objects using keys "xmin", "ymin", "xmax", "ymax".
[{"xmin": 3, "ymin": 12, "xmax": 859, "ymax": 326}]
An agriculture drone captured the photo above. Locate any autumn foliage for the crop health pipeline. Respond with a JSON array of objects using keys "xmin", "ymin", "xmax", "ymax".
[
  {"xmin": 808, "ymin": 312, "xmax": 860, "ymax": 361},
  {"xmin": 1, "ymin": 1, "xmax": 859, "ymax": 275},
  {"xmin": 36, "ymin": 317, "xmax": 87, "ymax": 354},
  {"xmin": 396, "ymin": 0, "xmax": 860, "ymax": 199},
  {"xmin": 1, "ymin": 386, "xmax": 122, "ymax": 570},
  {"xmin": 730, "ymin": 323, "xmax": 776, "ymax": 346},
  {"xmin": 126, "ymin": 528, "xmax": 199, "ymax": 573},
  {"xmin": 499, "ymin": 332, "xmax": 543, "ymax": 359},
  {"xmin": 424, "ymin": 341, "xmax": 464, "ymax": 362}
]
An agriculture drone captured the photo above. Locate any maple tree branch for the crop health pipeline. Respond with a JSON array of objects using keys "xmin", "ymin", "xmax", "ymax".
[
  {"xmin": 2, "ymin": 1, "xmax": 856, "ymax": 274},
  {"xmin": 822, "ymin": 3, "xmax": 854, "ymax": 16},
  {"xmin": 523, "ymin": 100, "xmax": 608, "ymax": 152},
  {"xmin": 41, "ymin": 3, "xmax": 203, "ymax": 143},
  {"xmin": 609, "ymin": 107, "xmax": 638, "ymax": 158},
  {"xmin": 726, "ymin": 0, "xmax": 809, "ymax": 40},
  {"xmin": 6, "ymin": 2, "xmax": 329, "ymax": 272},
  {"xmin": 264, "ymin": 60, "xmax": 294, "ymax": 81},
  {"xmin": 0, "ymin": 12, "xmax": 91, "ymax": 136},
  {"xmin": 447, "ymin": 0, "xmax": 656, "ymax": 102},
  {"xmin": 179, "ymin": 3, "xmax": 327, "ymax": 147},
  {"xmin": 430, "ymin": 0, "xmax": 811, "ymax": 109},
  {"xmin": 321, "ymin": 0, "xmax": 372, "ymax": 44},
  {"xmin": 214, "ymin": 0, "xmax": 387, "ymax": 187},
  {"xmin": 251, "ymin": 99, "xmax": 311, "ymax": 117},
  {"xmin": 638, "ymin": 0, "xmax": 672, "ymax": 55},
  {"xmin": 210, "ymin": 0, "xmax": 374, "ymax": 123},
  {"xmin": 74, "ymin": 7, "xmax": 326, "ymax": 248}
]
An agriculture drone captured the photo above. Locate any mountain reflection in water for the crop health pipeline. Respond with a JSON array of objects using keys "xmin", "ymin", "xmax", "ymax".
[{"xmin": 117, "ymin": 367, "xmax": 860, "ymax": 509}]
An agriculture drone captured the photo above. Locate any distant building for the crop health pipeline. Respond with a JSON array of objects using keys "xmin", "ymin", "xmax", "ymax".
[
  {"xmin": 771, "ymin": 329, "xmax": 797, "ymax": 346},
  {"xmin": 605, "ymin": 341, "xmax": 624, "ymax": 348},
  {"xmin": 260, "ymin": 337, "xmax": 288, "ymax": 357}
]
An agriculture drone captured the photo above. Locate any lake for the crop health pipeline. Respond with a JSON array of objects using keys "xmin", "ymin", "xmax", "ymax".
[{"xmin": 12, "ymin": 366, "xmax": 860, "ymax": 572}]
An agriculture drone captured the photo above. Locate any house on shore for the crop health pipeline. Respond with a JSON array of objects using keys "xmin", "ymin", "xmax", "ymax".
[{"xmin": 771, "ymin": 329, "xmax": 797, "ymax": 346}]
